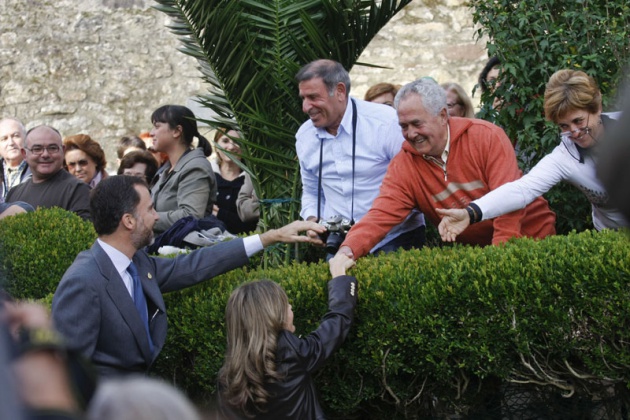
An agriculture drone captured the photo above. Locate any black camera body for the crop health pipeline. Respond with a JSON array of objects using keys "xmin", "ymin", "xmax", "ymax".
[{"xmin": 318, "ymin": 215, "xmax": 353, "ymax": 254}]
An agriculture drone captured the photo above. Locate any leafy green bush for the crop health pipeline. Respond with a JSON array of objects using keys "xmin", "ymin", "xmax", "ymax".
[
  {"xmin": 0, "ymin": 208, "xmax": 96, "ymax": 299},
  {"xmin": 470, "ymin": 0, "xmax": 630, "ymax": 234},
  {"xmin": 153, "ymin": 230, "xmax": 630, "ymax": 418},
  {"xmin": 4, "ymin": 208, "xmax": 629, "ymax": 417}
]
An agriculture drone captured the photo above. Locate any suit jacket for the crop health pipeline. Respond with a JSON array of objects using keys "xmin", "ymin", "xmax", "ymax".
[
  {"xmin": 52, "ymin": 238, "xmax": 248, "ymax": 378},
  {"xmin": 151, "ymin": 148, "xmax": 217, "ymax": 233}
]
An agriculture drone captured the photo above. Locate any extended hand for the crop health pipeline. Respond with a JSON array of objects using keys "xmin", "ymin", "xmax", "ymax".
[
  {"xmin": 305, "ymin": 216, "xmax": 324, "ymax": 247},
  {"xmin": 336, "ymin": 245, "xmax": 355, "ymax": 260},
  {"xmin": 306, "ymin": 229, "xmax": 325, "ymax": 247},
  {"xmin": 260, "ymin": 220, "xmax": 326, "ymax": 247},
  {"xmin": 329, "ymin": 253, "xmax": 356, "ymax": 277},
  {"xmin": 436, "ymin": 208, "xmax": 470, "ymax": 242}
]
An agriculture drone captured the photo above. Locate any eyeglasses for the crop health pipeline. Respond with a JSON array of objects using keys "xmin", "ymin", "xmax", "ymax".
[
  {"xmin": 446, "ymin": 102, "xmax": 461, "ymax": 109},
  {"xmin": 559, "ymin": 114, "xmax": 591, "ymax": 138},
  {"xmin": 25, "ymin": 144, "xmax": 61, "ymax": 155},
  {"xmin": 66, "ymin": 159, "xmax": 90, "ymax": 168},
  {"xmin": 123, "ymin": 171, "xmax": 147, "ymax": 180}
]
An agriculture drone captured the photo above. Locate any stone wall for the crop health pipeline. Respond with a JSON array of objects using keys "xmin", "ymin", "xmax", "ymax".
[{"xmin": 0, "ymin": 0, "xmax": 488, "ymax": 171}]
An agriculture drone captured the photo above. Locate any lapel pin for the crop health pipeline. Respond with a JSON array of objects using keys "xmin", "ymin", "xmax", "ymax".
[{"xmin": 147, "ymin": 273, "xmax": 153, "ymax": 279}]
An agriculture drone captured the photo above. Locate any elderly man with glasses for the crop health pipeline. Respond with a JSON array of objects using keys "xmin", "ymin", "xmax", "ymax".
[{"xmin": 6, "ymin": 125, "xmax": 91, "ymax": 220}]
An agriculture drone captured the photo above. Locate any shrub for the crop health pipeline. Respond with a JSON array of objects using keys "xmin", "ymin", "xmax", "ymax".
[
  {"xmin": 153, "ymin": 229, "xmax": 630, "ymax": 418},
  {"xmin": 0, "ymin": 208, "xmax": 96, "ymax": 299}
]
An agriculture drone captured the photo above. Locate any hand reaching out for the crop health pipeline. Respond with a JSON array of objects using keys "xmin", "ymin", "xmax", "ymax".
[
  {"xmin": 259, "ymin": 220, "xmax": 326, "ymax": 247},
  {"xmin": 329, "ymin": 253, "xmax": 356, "ymax": 278},
  {"xmin": 436, "ymin": 208, "xmax": 470, "ymax": 242}
]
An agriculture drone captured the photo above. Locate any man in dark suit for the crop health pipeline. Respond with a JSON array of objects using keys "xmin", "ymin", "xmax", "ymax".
[{"xmin": 52, "ymin": 175, "xmax": 324, "ymax": 378}]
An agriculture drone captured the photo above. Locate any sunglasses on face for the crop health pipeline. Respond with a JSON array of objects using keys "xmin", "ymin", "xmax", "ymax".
[{"xmin": 66, "ymin": 159, "xmax": 90, "ymax": 168}]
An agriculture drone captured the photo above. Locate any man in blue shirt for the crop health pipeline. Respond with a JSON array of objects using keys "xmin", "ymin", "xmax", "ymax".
[{"xmin": 295, "ymin": 59, "xmax": 425, "ymax": 256}]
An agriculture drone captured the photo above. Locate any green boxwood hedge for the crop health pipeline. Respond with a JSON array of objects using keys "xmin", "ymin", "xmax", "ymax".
[
  {"xmin": 1, "ymin": 210, "xmax": 629, "ymax": 417},
  {"xmin": 0, "ymin": 208, "xmax": 96, "ymax": 299},
  {"xmin": 153, "ymin": 229, "xmax": 630, "ymax": 418}
]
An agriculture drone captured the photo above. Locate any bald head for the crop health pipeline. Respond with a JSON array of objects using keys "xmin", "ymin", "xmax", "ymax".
[{"xmin": 23, "ymin": 125, "xmax": 64, "ymax": 183}]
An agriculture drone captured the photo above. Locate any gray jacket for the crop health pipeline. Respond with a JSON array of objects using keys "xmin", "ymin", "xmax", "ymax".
[
  {"xmin": 52, "ymin": 238, "xmax": 248, "ymax": 378},
  {"xmin": 151, "ymin": 148, "xmax": 217, "ymax": 233}
]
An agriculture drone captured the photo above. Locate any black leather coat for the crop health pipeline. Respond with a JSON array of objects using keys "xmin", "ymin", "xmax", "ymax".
[{"xmin": 218, "ymin": 275, "xmax": 358, "ymax": 419}]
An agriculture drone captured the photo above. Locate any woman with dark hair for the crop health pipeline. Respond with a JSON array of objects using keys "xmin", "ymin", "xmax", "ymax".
[
  {"xmin": 63, "ymin": 134, "xmax": 108, "ymax": 188},
  {"xmin": 211, "ymin": 128, "xmax": 259, "ymax": 234},
  {"xmin": 218, "ymin": 254, "xmax": 357, "ymax": 420},
  {"xmin": 437, "ymin": 69, "xmax": 627, "ymax": 240},
  {"xmin": 116, "ymin": 135, "xmax": 146, "ymax": 161},
  {"xmin": 149, "ymin": 104, "xmax": 216, "ymax": 233},
  {"xmin": 117, "ymin": 150, "xmax": 159, "ymax": 184},
  {"xmin": 478, "ymin": 56, "xmax": 503, "ymax": 110}
]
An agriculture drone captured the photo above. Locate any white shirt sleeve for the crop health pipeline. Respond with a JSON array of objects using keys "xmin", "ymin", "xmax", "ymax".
[
  {"xmin": 243, "ymin": 234, "xmax": 264, "ymax": 257},
  {"xmin": 476, "ymin": 145, "xmax": 570, "ymax": 220}
]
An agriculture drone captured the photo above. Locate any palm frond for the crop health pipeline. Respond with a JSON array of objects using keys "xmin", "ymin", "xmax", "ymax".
[{"xmin": 154, "ymin": 0, "xmax": 410, "ymax": 263}]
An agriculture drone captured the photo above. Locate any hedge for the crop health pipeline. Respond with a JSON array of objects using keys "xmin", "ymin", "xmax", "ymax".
[
  {"xmin": 0, "ymin": 208, "xmax": 96, "ymax": 299},
  {"xmin": 153, "ymin": 229, "xmax": 630, "ymax": 418},
  {"xmin": 1, "ymin": 210, "xmax": 629, "ymax": 417}
]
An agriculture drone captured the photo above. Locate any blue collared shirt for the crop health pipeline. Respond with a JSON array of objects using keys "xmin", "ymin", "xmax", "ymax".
[{"xmin": 296, "ymin": 98, "xmax": 424, "ymax": 252}]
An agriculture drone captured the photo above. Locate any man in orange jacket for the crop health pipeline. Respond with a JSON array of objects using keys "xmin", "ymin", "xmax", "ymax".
[{"xmin": 338, "ymin": 78, "xmax": 556, "ymax": 260}]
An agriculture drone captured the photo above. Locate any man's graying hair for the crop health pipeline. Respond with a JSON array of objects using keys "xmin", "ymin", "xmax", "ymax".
[
  {"xmin": 395, "ymin": 78, "xmax": 448, "ymax": 116},
  {"xmin": 296, "ymin": 59, "xmax": 351, "ymax": 96}
]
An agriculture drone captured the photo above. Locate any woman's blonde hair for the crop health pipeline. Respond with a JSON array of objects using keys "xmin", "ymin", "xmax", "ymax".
[
  {"xmin": 544, "ymin": 69, "xmax": 601, "ymax": 123},
  {"xmin": 364, "ymin": 82, "xmax": 401, "ymax": 102},
  {"xmin": 441, "ymin": 82, "xmax": 475, "ymax": 118},
  {"xmin": 218, "ymin": 280, "xmax": 289, "ymax": 417}
]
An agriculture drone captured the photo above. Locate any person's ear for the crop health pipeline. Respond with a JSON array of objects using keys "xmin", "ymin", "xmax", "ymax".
[
  {"xmin": 172, "ymin": 125, "xmax": 183, "ymax": 140},
  {"xmin": 440, "ymin": 108, "xmax": 449, "ymax": 124},
  {"xmin": 335, "ymin": 82, "xmax": 347, "ymax": 100},
  {"xmin": 121, "ymin": 213, "xmax": 136, "ymax": 231}
]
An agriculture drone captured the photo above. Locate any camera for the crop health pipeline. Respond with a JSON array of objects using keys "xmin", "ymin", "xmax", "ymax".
[{"xmin": 318, "ymin": 215, "xmax": 353, "ymax": 254}]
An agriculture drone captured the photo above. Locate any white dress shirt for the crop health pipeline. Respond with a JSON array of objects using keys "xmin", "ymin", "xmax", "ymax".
[
  {"xmin": 296, "ymin": 98, "xmax": 424, "ymax": 252},
  {"xmin": 97, "ymin": 238, "xmax": 135, "ymax": 298}
]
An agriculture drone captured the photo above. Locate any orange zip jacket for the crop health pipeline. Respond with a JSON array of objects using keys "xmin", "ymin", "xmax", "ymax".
[{"xmin": 341, "ymin": 117, "xmax": 556, "ymax": 258}]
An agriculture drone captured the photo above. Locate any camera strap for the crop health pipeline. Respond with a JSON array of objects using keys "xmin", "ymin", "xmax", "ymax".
[{"xmin": 317, "ymin": 99, "xmax": 357, "ymax": 224}]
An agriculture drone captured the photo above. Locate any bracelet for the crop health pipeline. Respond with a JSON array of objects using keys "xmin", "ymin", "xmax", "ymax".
[
  {"xmin": 466, "ymin": 203, "xmax": 483, "ymax": 224},
  {"xmin": 465, "ymin": 206, "xmax": 476, "ymax": 225}
]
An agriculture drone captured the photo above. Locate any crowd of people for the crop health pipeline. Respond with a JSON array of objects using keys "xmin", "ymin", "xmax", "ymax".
[
  {"xmin": 1, "ymin": 55, "xmax": 628, "ymax": 420},
  {"xmin": 0, "ymin": 105, "xmax": 262, "ymax": 238}
]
